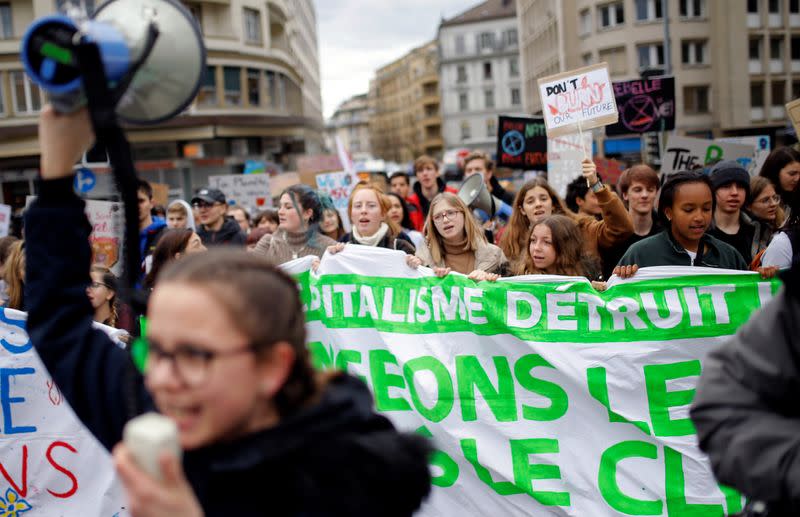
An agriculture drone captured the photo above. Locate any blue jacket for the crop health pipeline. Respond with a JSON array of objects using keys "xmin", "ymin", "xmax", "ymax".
[{"xmin": 24, "ymin": 177, "xmax": 430, "ymax": 516}]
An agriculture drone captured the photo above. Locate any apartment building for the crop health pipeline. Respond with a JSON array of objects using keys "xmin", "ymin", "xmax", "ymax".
[
  {"xmin": 325, "ymin": 93, "xmax": 371, "ymax": 160},
  {"xmin": 0, "ymin": 0, "xmax": 323, "ymax": 208},
  {"xmin": 438, "ymin": 0, "xmax": 522, "ymax": 154},
  {"xmin": 517, "ymin": 0, "xmax": 800, "ymax": 153},
  {"xmin": 369, "ymin": 40, "xmax": 444, "ymax": 163}
]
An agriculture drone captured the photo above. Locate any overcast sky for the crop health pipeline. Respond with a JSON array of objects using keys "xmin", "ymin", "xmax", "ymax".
[{"xmin": 314, "ymin": 0, "xmax": 471, "ymax": 119}]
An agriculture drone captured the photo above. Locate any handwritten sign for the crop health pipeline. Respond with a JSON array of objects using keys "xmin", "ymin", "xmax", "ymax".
[
  {"xmin": 209, "ymin": 174, "xmax": 272, "ymax": 214},
  {"xmin": 85, "ymin": 200, "xmax": 124, "ymax": 276},
  {"xmin": 786, "ymin": 98, "xmax": 800, "ymax": 139},
  {"xmin": 718, "ymin": 136, "xmax": 771, "ymax": 175},
  {"xmin": 496, "ymin": 116, "xmax": 547, "ymax": 170},
  {"xmin": 547, "ymin": 132, "xmax": 594, "ymax": 198},
  {"xmin": 538, "ymin": 63, "xmax": 618, "ymax": 137},
  {"xmin": 605, "ymin": 76, "xmax": 675, "ymax": 136},
  {"xmin": 662, "ymin": 136, "xmax": 755, "ymax": 176},
  {"xmin": 0, "ymin": 308, "xmax": 128, "ymax": 515},
  {"xmin": 316, "ymin": 171, "xmax": 354, "ymax": 232},
  {"xmin": 593, "ymin": 157, "xmax": 626, "ymax": 186}
]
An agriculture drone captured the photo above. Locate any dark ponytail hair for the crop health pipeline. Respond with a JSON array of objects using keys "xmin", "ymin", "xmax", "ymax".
[
  {"xmin": 159, "ymin": 248, "xmax": 320, "ymax": 416},
  {"xmin": 282, "ymin": 184, "xmax": 323, "ymax": 225},
  {"xmin": 144, "ymin": 228, "xmax": 194, "ymax": 289},
  {"xmin": 759, "ymin": 147, "xmax": 800, "ymax": 204},
  {"xmin": 657, "ymin": 171, "xmax": 714, "ymax": 227}
]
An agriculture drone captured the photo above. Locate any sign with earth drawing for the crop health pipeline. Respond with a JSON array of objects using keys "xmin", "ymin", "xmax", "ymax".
[
  {"xmin": 605, "ymin": 77, "xmax": 675, "ymax": 136},
  {"xmin": 496, "ymin": 116, "xmax": 547, "ymax": 170}
]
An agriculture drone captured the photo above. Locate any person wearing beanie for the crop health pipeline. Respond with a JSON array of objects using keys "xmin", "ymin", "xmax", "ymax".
[{"xmin": 707, "ymin": 160, "xmax": 757, "ymax": 263}]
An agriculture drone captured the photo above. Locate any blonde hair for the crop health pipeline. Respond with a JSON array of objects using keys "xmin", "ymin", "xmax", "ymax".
[
  {"xmin": 347, "ymin": 183, "xmax": 402, "ymax": 236},
  {"xmin": 423, "ymin": 193, "xmax": 486, "ymax": 264},
  {"xmin": 4, "ymin": 241, "xmax": 24, "ymax": 310}
]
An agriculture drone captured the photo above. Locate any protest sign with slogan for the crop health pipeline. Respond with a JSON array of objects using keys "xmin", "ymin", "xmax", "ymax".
[
  {"xmin": 786, "ymin": 98, "xmax": 800, "ymax": 138},
  {"xmin": 316, "ymin": 171, "xmax": 355, "ymax": 232},
  {"xmin": 209, "ymin": 173, "xmax": 272, "ymax": 214},
  {"xmin": 496, "ymin": 116, "xmax": 547, "ymax": 170},
  {"xmin": 606, "ymin": 76, "xmax": 675, "ymax": 136},
  {"xmin": 547, "ymin": 132, "xmax": 594, "ymax": 198},
  {"xmin": 538, "ymin": 63, "xmax": 618, "ymax": 138},
  {"xmin": 0, "ymin": 309, "xmax": 127, "ymax": 515},
  {"xmin": 718, "ymin": 135, "xmax": 771, "ymax": 176},
  {"xmin": 661, "ymin": 136, "xmax": 755, "ymax": 176},
  {"xmin": 293, "ymin": 247, "xmax": 778, "ymax": 516}
]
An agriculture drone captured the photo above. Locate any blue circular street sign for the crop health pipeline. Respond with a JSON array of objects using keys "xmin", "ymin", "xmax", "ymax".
[{"xmin": 74, "ymin": 168, "xmax": 96, "ymax": 193}]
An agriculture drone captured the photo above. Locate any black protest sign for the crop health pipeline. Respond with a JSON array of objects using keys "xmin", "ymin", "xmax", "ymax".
[
  {"xmin": 496, "ymin": 116, "xmax": 547, "ymax": 170},
  {"xmin": 605, "ymin": 77, "xmax": 675, "ymax": 136}
]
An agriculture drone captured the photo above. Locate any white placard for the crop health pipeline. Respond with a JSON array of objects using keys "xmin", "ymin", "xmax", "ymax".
[
  {"xmin": 547, "ymin": 132, "xmax": 594, "ymax": 198},
  {"xmin": 315, "ymin": 171, "xmax": 356, "ymax": 232},
  {"xmin": 209, "ymin": 174, "xmax": 272, "ymax": 214},
  {"xmin": 662, "ymin": 136, "xmax": 755, "ymax": 176}
]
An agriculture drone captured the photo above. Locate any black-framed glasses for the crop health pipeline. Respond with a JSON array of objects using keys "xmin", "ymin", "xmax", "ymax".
[
  {"xmin": 144, "ymin": 339, "xmax": 255, "ymax": 385},
  {"xmin": 89, "ymin": 281, "xmax": 110, "ymax": 289}
]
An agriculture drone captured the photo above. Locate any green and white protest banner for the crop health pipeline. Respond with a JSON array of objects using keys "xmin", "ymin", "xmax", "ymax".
[
  {"xmin": 0, "ymin": 309, "xmax": 128, "ymax": 515},
  {"xmin": 295, "ymin": 247, "xmax": 780, "ymax": 516}
]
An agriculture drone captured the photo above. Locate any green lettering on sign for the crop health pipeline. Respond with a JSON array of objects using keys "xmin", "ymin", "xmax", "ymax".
[
  {"xmin": 514, "ymin": 354, "xmax": 568, "ymax": 421},
  {"xmin": 598, "ymin": 441, "xmax": 662, "ymax": 515},
  {"xmin": 461, "ymin": 438, "xmax": 521, "ymax": 495},
  {"xmin": 510, "ymin": 438, "xmax": 571, "ymax": 506},
  {"xmin": 416, "ymin": 426, "xmax": 459, "ymax": 488},
  {"xmin": 587, "ymin": 367, "xmax": 651, "ymax": 434},
  {"xmin": 456, "ymin": 355, "xmax": 517, "ymax": 422},
  {"xmin": 308, "ymin": 341, "xmax": 333, "ymax": 370},
  {"xmin": 404, "ymin": 356, "xmax": 455, "ymax": 423},
  {"xmin": 664, "ymin": 446, "xmax": 724, "ymax": 516},
  {"xmin": 369, "ymin": 350, "xmax": 412, "ymax": 412},
  {"xmin": 645, "ymin": 360, "xmax": 700, "ymax": 437}
]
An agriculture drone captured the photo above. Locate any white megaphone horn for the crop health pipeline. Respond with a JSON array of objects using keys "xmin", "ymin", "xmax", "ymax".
[{"xmin": 457, "ymin": 174, "xmax": 513, "ymax": 221}]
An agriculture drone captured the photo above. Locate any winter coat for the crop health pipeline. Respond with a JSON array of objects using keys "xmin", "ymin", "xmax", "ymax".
[
  {"xmin": 24, "ymin": 177, "xmax": 432, "ymax": 517},
  {"xmin": 339, "ymin": 231, "xmax": 416, "ymax": 255},
  {"xmin": 407, "ymin": 177, "xmax": 458, "ymax": 220},
  {"xmin": 574, "ymin": 185, "xmax": 634, "ymax": 260},
  {"xmin": 691, "ymin": 276, "xmax": 800, "ymax": 516},
  {"xmin": 617, "ymin": 230, "xmax": 748, "ymax": 270},
  {"xmin": 416, "ymin": 238, "xmax": 508, "ymax": 275},
  {"xmin": 197, "ymin": 216, "xmax": 246, "ymax": 246}
]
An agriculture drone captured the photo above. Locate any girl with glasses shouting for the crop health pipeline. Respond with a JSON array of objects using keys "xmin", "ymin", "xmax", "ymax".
[
  {"xmin": 26, "ymin": 106, "xmax": 431, "ymax": 516},
  {"xmin": 416, "ymin": 193, "xmax": 508, "ymax": 281}
]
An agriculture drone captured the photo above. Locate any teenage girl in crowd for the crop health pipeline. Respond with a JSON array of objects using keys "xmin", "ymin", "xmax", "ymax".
[
  {"xmin": 26, "ymin": 106, "xmax": 431, "ymax": 516},
  {"xmin": 253, "ymin": 184, "xmax": 337, "ymax": 265},
  {"xmin": 144, "ymin": 228, "xmax": 207, "ymax": 290},
  {"xmin": 759, "ymin": 147, "xmax": 800, "ymax": 218},
  {"xmin": 318, "ymin": 194, "xmax": 346, "ymax": 241},
  {"xmin": 615, "ymin": 171, "xmax": 779, "ymax": 278},
  {"xmin": 415, "ymin": 193, "xmax": 508, "ymax": 281},
  {"xmin": 88, "ymin": 266, "xmax": 119, "ymax": 327},
  {"xmin": 501, "ymin": 160, "xmax": 633, "ymax": 275},
  {"xmin": 746, "ymin": 176, "xmax": 785, "ymax": 266},
  {"xmin": 386, "ymin": 192, "xmax": 425, "ymax": 251},
  {"xmin": 515, "ymin": 215, "xmax": 601, "ymax": 281},
  {"xmin": 335, "ymin": 184, "xmax": 415, "ymax": 254}
]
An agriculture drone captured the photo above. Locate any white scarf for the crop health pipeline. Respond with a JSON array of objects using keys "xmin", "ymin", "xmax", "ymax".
[{"xmin": 352, "ymin": 222, "xmax": 389, "ymax": 247}]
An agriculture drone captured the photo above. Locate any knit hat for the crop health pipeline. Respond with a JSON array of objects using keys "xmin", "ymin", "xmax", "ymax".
[{"xmin": 709, "ymin": 161, "xmax": 750, "ymax": 199}]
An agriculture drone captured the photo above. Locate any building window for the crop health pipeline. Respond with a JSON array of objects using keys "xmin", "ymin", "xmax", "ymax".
[
  {"xmin": 277, "ymin": 74, "xmax": 286, "ymax": 108},
  {"xmin": 267, "ymin": 71, "xmax": 277, "ymax": 108},
  {"xmin": 509, "ymin": 57, "xmax": 519, "ymax": 77},
  {"xmin": 768, "ymin": 0, "xmax": 780, "ymax": 13},
  {"xmin": 511, "ymin": 87, "xmax": 521, "ymax": 106},
  {"xmin": 487, "ymin": 119, "xmax": 497, "ymax": 137},
  {"xmin": 750, "ymin": 37, "xmax": 762, "ymax": 60},
  {"xmin": 598, "ymin": 2, "xmax": 625, "ymax": 29},
  {"xmin": 680, "ymin": 0, "xmax": 706, "ymax": 17},
  {"xmin": 599, "ymin": 46, "xmax": 627, "ymax": 75},
  {"xmin": 223, "ymin": 66, "xmax": 241, "ymax": 106},
  {"xmin": 483, "ymin": 61, "xmax": 492, "ymax": 80},
  {"xmin": 579, "ymin": 9, "xmax": 592, "ymax": 35},
  {"xmin": 505, "ymin": 29, "xmax": 518, "ymax": 47},
  {"xmin": 11, "ymin": 71, "xmax": 43, "ymax": 114},
  {"xmin": 793, "ymin": 80, "xmax": 800, "ymax": 99},
  {"xmin": 457, "ymin": 65, "xmax": 467, "ymax": 83},
  {"xmin": 771, "ymin": 36, "xmax": 784, "ymax": 60},
  {"xmin": 747, "ymin": 0, "xmax": 759, "ymax": 13},
  {"xmin": 681, "ymin": 40, "xmax": 708, "ymax": 65},
  {"xmin": 461, "ymin": 121, "xmax": 471, "ymax": 140},
  {"xmin": 455, "ymin": 34, "xmax": 465, "ymax": 55},
  {"xmin": 0, "ymin": 3, "xmax": 11, "ymax": 39},
  {"xmin": 243, "ymin": 8, "xmax": 261, "ymax": 44},
  {"xmin": 792, "ymin": 36, "xmax": 800, "ymax": 60},
  {"xmin": 459, "ymin": 92, "xmax": 468, "ymax": 111},
  {"xmin": 751, "ymin": 82, "xmax": 765, "ymax": 107},
  {"xmin": 684, "ymin": 85, "xmax": 710, "ymax": 114},
  {"xmin": 582, "ymin": 52, "xmax": 594, "ymax": 66},
  {"xmin": 772, "ymin": 80, "xmax": 786, "ymax": 105},
  {"xmin": 479, "ymin": 32, "xmax": 494, "ymax": 51},
  {"xmin": 484, "ymin": 89, "xmax": 495, "ymax": 109},
  {"xmin": 197, "ymin": 65, "xmax": 217, "ymax": 106},
  {"xmin": 635, "ymin": 0, "xmax": 662, "ymax": 21},
  {"xmin": 637, "ymin": 43, "xmax": 664, "ymax": 70},
  {"xmin": 792, "ymin": 0, "xmax": 800, "ymax": 13},
  {"xmin": 247, "ymin": 68, "xmax": 260, "ymax": 106}
]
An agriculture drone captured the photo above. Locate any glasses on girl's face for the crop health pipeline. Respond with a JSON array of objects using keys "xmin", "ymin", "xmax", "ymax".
[
  {"xmin": 433, "ymin": 209, "xmax": 461, "ymax": 223},
  {"xmin": 756, "ymin": 194, "xmax": 781, "ymax": 205},
  {"xmin": 89, "ymin": 281, "xmax": 109, "ymax": 289},
  {"xmin": 143, "ymin": 339, "xmax": 255, "ymax": 386}
]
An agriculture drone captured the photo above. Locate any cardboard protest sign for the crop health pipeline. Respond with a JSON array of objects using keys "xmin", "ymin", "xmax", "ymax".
[
  {"xmin": 593, "ymin": 157, "xmax": 626, "ymax": 186},
  {"xmin": 717, "ymin": 136, "xmax": 771, "ymax": 175},
  {"xmin": 209, "ymin": 174, "xmax": 272, "ymax": 214},
  {"xmin": 547, "ymin": 132, "xmax": 593, "ymax": 198},
  {"xmin": 0, "ymin": 204, "xmax": 10, "ymax": 237},
  {"xmin": 296, "ymin": 247, "xmax": 772, "ymax": 516},
  {"xmin": 496, "ymin": 116, "xmax": 547, "ymax": 170},
  {"xmin": 297, "ymin": 154, "xmax": 343, "ymax": 175},
  {"xmin": 85, "ymin": 199, "xmax": 124, "ymax": 276},
  {"xmin": 538, "ymin": 63, "xmax": 618, "ymax": 138},
  {"xmin": 0, "ymin": 308, "xmax": 127, "ymax": 515},
  {"xmin": 316, "ymin": 171, "xmax": 355, "ymax": 232},
  {"xmin": 786, "ymin": 98, "xmax": 800, "ymax": 138},
  {"xmin": 661, "ymin": 136, "xmax": 755, "ymax": 176},
  {"xmin": 270, "ymin": 172, "xmax": 302, "ymax": 196},
  {"xmin": 605, "ymin": 76, "xmax": 675, "ymax": 136}
]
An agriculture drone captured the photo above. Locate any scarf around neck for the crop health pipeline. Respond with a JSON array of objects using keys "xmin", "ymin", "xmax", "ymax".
[{"xmin": 353, "ymin": 222, "xmax": 389, "ymax": 247}]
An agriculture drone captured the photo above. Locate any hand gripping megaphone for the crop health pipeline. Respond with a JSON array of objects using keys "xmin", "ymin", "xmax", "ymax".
[
  {"xmin": 20, "ymin": 0, "xmax": 205, "ymax": 124},
  {"xmin": 457, "ymin": 173, "xmax": 514, "ymax": 221}
]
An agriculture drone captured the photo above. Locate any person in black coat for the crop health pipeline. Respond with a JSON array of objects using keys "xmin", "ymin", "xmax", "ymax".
[{"xmin": 26, "ymin": 106, "xmax": 431, "ymax": 516}]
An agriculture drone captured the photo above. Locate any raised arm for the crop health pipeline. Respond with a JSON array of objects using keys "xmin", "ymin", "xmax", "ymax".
[{"xmin": 25, "ymin": 106, "xmax": 152, "ymax": 450}]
